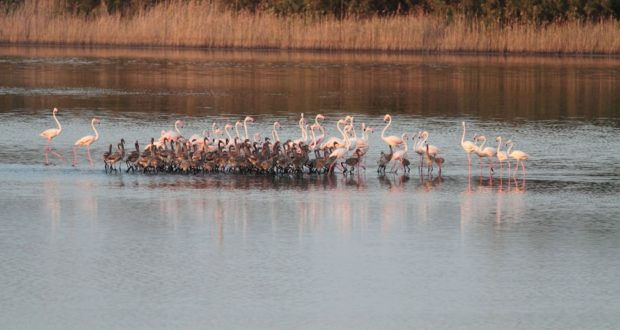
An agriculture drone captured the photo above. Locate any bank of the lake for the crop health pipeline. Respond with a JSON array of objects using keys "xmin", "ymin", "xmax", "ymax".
[{"xmin": 1, "ymin": 1, "xmax": 619, "ymax": 55}]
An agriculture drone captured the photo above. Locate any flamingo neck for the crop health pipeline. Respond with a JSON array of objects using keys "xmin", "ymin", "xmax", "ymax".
[
  {"xmin": 479, "ymin": 137, "xmax": 486, "ymax": 149},
  {"xmin": 349, "ymin": 118, "xmax": 357, "ymax": 139},
  {"xmin": 53, "ymin": 111, "xmax": 62, "ymax": 132},
  {"xmin": 224, "ymin": 126, "xmax": 232, "ymax": 141},
  {"xmin": 310, "ymin": 126, "xmax": 316, "ymax": 146},
  {"xmin": 314, "ymin": 115, "xmax": 322, "ymax": 127},
  {"xmin": 381, "ymin": 116, "xmax": 391, "ymax": 139},
  {"xmin": 402, "ymin": 134, "xmax": 408, "ymax": 152},
  {"xmin": 506, "ymin": 142, "xmax": 513, "ymax": 155},
  {"xmin": 235, "ymin": 124, "xmax": 241, "ymax": 139},
  {"xmin": 175, "ymin": 122, "xmax": 182, "ymax": 135},
  {"xmin": 91, "ymin": 119, "xmax": 99, "ymax": 141},
  {"xmin": 272, "ymin": 123, "xmax": 280, "ymax": 142},
  {"xmin": 336, "ymin": 120, "xmax": 345, "ymax": 139},
  {"xmin": 461, "ymin": 122, "xmax": 466, "ymax": 145},
  {"xmin": 496, "ymin": 137, "xmax": 503, "ymax": 153},
  {"xmin": 244, "ymin": 121, "xmax": 250, "ymax": 140}
]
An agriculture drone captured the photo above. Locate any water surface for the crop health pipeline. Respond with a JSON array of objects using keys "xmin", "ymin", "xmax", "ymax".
[{"xmin": 0, "ymin": 47, "xmax": 619, "ymax": 329}]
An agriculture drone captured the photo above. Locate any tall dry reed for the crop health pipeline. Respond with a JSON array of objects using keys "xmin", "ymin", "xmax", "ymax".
[{"xmin": 0, "ymin": 1, "xmax": 618, "ymax": 54}]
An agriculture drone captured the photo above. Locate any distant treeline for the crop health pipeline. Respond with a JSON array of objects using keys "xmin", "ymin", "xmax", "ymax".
[{"xmin": 2, "ymin": 0, "xmax": 619, "ymax": 23}]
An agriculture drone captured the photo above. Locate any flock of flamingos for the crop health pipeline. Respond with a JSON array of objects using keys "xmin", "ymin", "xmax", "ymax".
[{"xmin": 39, "ymin": 108, "xmax": 530, "ymax": 180}]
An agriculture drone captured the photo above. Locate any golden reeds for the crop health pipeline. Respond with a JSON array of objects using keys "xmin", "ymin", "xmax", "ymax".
[{"xmin": 0, "ymin": 1, "xmax": 618, "ymax": 54}]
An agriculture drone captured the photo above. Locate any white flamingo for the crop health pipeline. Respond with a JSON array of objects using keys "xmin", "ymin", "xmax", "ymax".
[
  {"xmin": 160, "ymin": 120, "xmax": 184, "ymax": 142},
  {"xmin": 39, "ymin": 107, "xmax": 65, "ymax": 165},
  {"xmin": 506, "ymin": 139, "xmax": 529, "ymax": 179},
  {"xmin": 72, "ymin": 118, "xmax": 101, "ymax": 167},
  {"xmin": 495, "ymin": 136, "xmax": 509, "ymax": 179},
  {"xmin": 243, "ymin": 116, "xmax": 255, "ymax": 140},
  {"xmin": 381, "ymin": 114, "xmax": 405, "ymax": 150},
  {"xmin": 328, "ymin": 126, "xmax": 352, "ymax": 174},
  {"xmin": 461, "ymin": 121, "xmax": 478, "ymax": 173},
  {"xmin": 320, "ymin": 118, "xmax": 347, "ymax": 150},
  {"xmin": 389, "ymin": 133, "xmax": 409, "ymax": 173},
  {"xmin": 473, "ymin": 135, "xmax": 496, "ymax": 177}
]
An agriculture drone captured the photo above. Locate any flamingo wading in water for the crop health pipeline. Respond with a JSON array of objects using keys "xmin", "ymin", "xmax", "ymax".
[
  {"xmin": 39, "ymin": 107, "xmax": 65, "ymax": 165},
  {"xmin": 72, "ymin": 118, "xmax": 101, "ymax": 167},
  {"xmin": 461, "ymin": 121, "xmax": 478, "ymax": 174},
  {"xmin": 506, "ymin": 139, "xmax": 529, "ymax": 179},
  {"xmin": 381, "ymin": 114, "xmax": 404, "ymax": 151}
]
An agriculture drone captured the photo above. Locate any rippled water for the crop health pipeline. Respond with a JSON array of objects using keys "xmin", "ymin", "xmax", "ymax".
[{"xmin": 0, "ymin": 46, "xmax": 619, "ymax": 329}]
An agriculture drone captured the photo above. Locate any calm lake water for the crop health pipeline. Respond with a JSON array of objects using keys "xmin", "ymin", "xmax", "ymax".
[{"xmin": 0, "ymin": 46, "xmax": 619, "ymax": 329}]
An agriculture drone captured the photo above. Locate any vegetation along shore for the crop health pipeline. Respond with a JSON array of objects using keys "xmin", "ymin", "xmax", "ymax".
[{"xmin": 0, "ymin": 1, "xmax": 619, "ymax": 55}]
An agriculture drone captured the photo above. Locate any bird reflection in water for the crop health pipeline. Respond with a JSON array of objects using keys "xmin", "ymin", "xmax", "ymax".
[
  {"xmin": 416, "ymin": 175, "xmax": 443, "ymax": 192},
  {"xmin": 74, "ymin": 179, "xmax": 98, "ymax": 219},
  {"xmin": 43, "ymin": 178, "xmax": 61, "ymax": 224},
  {"xmin": 378, "ymin": 173, "xmax": 408, "ymax": 192}
]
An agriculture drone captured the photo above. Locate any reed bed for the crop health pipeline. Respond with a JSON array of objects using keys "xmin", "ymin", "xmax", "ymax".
[{"xmin": 0, "ymin": 1, "xmax": 618, "ymax": 54}]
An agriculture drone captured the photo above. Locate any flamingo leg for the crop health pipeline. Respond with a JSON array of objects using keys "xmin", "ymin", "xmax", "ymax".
[
  {"xmin": 328, "ymin": 159, "xmax": 338, "ymax": 174},
  {"xmin": 87, "ymin": 146, "xmax": 93, "ymax": 167},
  {"xmin": 49, "ymin": 145, "xmax": 64, "ymax": 162},
  {"xmin": 390, "ymin": 160, "xmax": 398, "ymax": 173}
]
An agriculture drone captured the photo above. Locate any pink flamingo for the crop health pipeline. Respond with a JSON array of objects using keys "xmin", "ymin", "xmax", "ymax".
[
  {"xmin": 495, "ymin": 136, "xmax": 509, "ymax": 180},
  {"xmin": 381, "ymin": 114, "xmax": 404, "ymax": 150},
  {"xmin": 389, "ymin": 133, "xmax": 409, "ymax": 173},
  {"xmin": 160, "ymin": 120, "xmax": 185, "ymax": 142},
  {"xmin": 243, "ymin": 116, "xmax": 255, "ymax": 140},
  {"xmin": 320, "ymin": 118, "xmax": 347, "ymax": 150},
  {"xmin": 506, "ymin": 139, "xmax": 529, "ymax": 179},
  {"xmin": 72, "ymin": 118, "xmax": 101, "ymax": 167},
  {"xmin": 39, "ymin": 107, "xmax": 65, "ymax": 165},
  {"xmin": 473, "ymin": 135, "xmax": 496, "ymax": 177},
  {"xmin": 461, "ymin": 122, "xmax": 478, "ymax": 173}
]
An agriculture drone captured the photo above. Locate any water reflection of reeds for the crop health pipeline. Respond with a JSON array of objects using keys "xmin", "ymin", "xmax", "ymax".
[{"xmin": 0, "ymin": 47, "xmax": 618, "ymax": 120}]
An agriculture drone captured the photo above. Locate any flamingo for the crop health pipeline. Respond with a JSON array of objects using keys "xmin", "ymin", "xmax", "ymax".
[
  {"xmin": 291, "ymin": 113, "xmax": 308, "ymax": 146},
  {"xmin": 271, "ymin": 121, "xmax": 281, "ymax": 143},
  {"xmin": 495, "ymin": 136, "xmax": 509, "ymax": 179},
  {"xmin": 320, "ymin": 118, "xmax": 347, "ymax": 150},
  {"xmin": 354, "ymin": 123, "xmax": 372, "ymax": 167},
  {"xmin": 473, "ymin": 135, "xmax": 496, "ymax": 177},
  {"xmin": 310, "ymin": 114, "xmax": 326, "ymax": 151},
  {"xmin": 314, "ymin": 114, "xmax": 325, "ymax": 127},
  {"xmin": 160, "ymin": 120, "xmax": 185, "ymax": 142},
  {"xmin": 418, "ymin": 131, "xmax": 440, "ymax": 157},
  {"xmin": 39, "ymin": 107, "xmax": 65, "ymax": 165},
  {"xmin": 328, "ymin": 126, "xmax": 352, "ymax": 174},
  {"xmin": 105, "ymin": 139, "xmax": 125, "ymax": 173},
  {"xmin": 506, "ymin": 139, "xmax": 529, "ymax": 179},
  {"xmin": 72, "ymin": 118, "xmax": 101, "ymax": 167},
  {"xmin": 381, "ymin": 114, "xmax": 404, "ymax": 150},
  {"xmin": 234, "ymin": 121, "xmax": 244, "ymax": 139},
  {"xmin": 389, "ymin": 133, "xmax": 409, "ymax": 173},
  {"xmin": 223, "ymin": 123, "xmax": 235, "ymax": 146},
  {"xmin": 243, "ymin": 116, "xmax": 255, "ymax": 140},
  {"xmin": 461, "ymin": 121, "xmax": 478, "ymax": 173}
]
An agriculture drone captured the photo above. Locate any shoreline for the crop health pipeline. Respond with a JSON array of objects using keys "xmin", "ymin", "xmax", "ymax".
[
  {"xmin": 2, "ymin": 42, "xmax": 620, "ymax": 59},
  {"xmin": 1, "ymin": 2, "xmax": 619, "ymax": 56}
]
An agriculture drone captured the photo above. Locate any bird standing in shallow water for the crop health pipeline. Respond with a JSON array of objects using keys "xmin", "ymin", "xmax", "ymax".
[
  {"xmin": 72, "ymin": 118, "xmax": 100, "ymax": 167},
  {"xmin": 460, "ymin": 122, "xmax": 478, "ymax": 175},
  {"xmin": 506, "ymin": 139, "xmax": 529, "ymax": 180},
  {"xmin": 39, "ymin": 107, "xmax": 65, "ymax": 165}
]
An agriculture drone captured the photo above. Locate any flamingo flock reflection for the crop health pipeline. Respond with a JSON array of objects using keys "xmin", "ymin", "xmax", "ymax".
[{"xmin": 39, "ymin": 108, "xmax": 529, "ymax": 183}]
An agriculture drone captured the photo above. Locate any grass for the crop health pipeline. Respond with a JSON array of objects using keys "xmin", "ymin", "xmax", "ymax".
[{"xmin": 0, "ymin": 1, "xmax": 619, "ymax": 55}]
